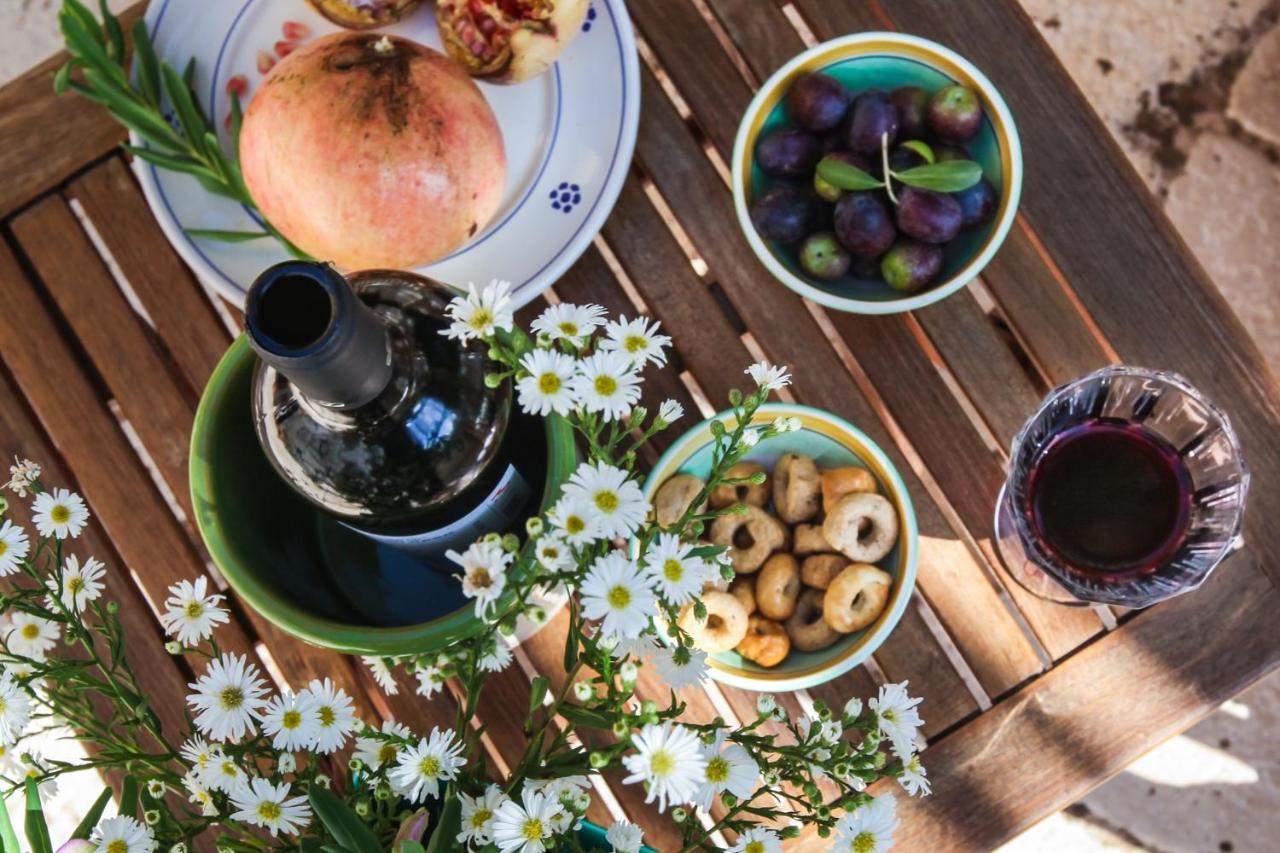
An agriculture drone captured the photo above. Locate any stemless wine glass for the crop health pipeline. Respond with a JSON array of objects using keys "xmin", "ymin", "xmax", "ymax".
[{"xmin": 994, "ymin": 366, "xmax": 1249, "ymax": 608}]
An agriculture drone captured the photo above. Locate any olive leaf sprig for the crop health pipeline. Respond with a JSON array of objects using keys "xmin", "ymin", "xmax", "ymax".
[
  {"xmin": 54, "ymin": 0, "xmax": 309, "ymax": 257},
  {"xmin": 817, "ymin": 131, "xmax": 983, "ymax": 204}
]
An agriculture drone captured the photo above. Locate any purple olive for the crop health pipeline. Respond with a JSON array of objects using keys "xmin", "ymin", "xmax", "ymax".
[
  {"xmin": 755, "ymin": 128, "xmax": 822, "ymax": 179},
  {"xmin": 896, "ymin": 186, "xmax": 963, "ymax": 244},
  {"xmin": 850, "ymin": 254, "xmax": 884, "ymax": 282},
  {"xmin": 799, "ymin": 232, "xmax": 852, "ymax": 280},
  {"xmin": 889, "ymin": 86, "xmax": 930, "ymax": 139},
  {"xmin": 787, "ymin": 73, "xmax": 851, "ymax": 132},
  {"xmin": 750, "ymin": 185, "xmax": 818, "ymax": 244},
  {"xmin": 881, "ymin": 240, "xmax": 944, "ymax": 292},
  {"xmin": 927, "ymin": 85, "xmax": 983, "ymax": 143},
  {"xmin": 952, "ymin": 177, "xmax": 998, "ymax": 228},
  {"xmin": 833, "ymin": 191, "xmax": 896, "ymax": 258},
  {"xmin": 845, "ymin": 90, "xmax": 900, "ymax": 154}
]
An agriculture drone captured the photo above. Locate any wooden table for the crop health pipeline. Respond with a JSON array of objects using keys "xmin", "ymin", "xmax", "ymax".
[{"xmin": 1, "ymin": 2, "xmax": 1278, "ymax": 850}]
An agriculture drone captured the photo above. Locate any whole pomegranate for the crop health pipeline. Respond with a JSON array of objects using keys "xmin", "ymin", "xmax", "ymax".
[
  {"xmin": 240, "ymin": 33, "xmax": 506, "ymax": 270},
  {"xmin": 436, "ymin": 0, "xmax": 589, "ymax": 84}
]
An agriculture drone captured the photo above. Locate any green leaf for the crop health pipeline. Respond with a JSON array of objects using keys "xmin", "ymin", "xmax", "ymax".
[
  {"xmin": 63, "ymin": 0, "xmax": 104, "ymax": 47},
  {"xmin": 123, "ymin": 145, "xmax": 221, "ymax": 184},
  {"xmin": 131, "ymin": 19, "xmax": 161, "ymax": 107},
  {"xmin": 816, "ymin": 155, "xmax": 883, "ymax": 191},
  {"xmin": 399, "ymin": 843, "xmax": 428, "ymax": 853},
  {"xmin": 0, "ymin": 789, "xmax": 19, "ymax": 853},
  {"xmin": 528, "ymin": 676, "xmax": 550, "ymax": 718},
  {"xmin": 308, "ymin": 787, "xmax": 381, "ymax": 853},
  {"xmin": 899, "ymin": 139, "xmax": 935, "ymax": 164},
  {"xmin": 424, "ymin": 794, "xmax": 460, "ymax": 853},
  {"xmin": 321, "ymin": 845, "xmax": 358, "ymax": 853},
  {"xmin": 184, "ymin": 228, "xmax": 271, "ymax": 243},
  {"xmin": 119, "ymin": 774, "xmax": 138, "ymax": 818},
  {"xmin": 71, "ymin": 786, "xmax": 114, "ymax": 839},
  {"xmin": 25, "ymin": 778, "xmax": 53, "ymax": 853},
  {"xmin": 558, "ymin": 705, "xmax": 613, "ymax": 729},
  {"xmin": 53, "ymin": 60, "xmax": 76, "ymax": 95},
  {"xmin": 99, "ymin": 0, "xmax": 125, "ymax": 62},
  {"xmin": 894, "ymin": 160, "xmax": 983, "ymax": 192},
  {"xmin": 160, "ymin": 64, "xmax": 213, "ymax": 161}
]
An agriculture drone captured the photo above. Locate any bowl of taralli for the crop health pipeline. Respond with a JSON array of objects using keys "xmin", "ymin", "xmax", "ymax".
[{"xmin": 643, "ymin": 403, "xmax": 918, "ymax": 692}]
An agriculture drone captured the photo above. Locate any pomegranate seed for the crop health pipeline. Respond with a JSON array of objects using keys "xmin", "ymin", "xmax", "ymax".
[
  {"xmin": 282, "ymin": 21, "xmax": 311, "ymax": 40},
  {"xmin": 274, "ymin": 40, "xmax": 297, "ymax": 58},
  {"xmin": 257, "ymin": 50, "xmax": 276, "ymax": 74},
  {"xmin": 224, "ymin": 74, "xmax": 249, "ymax": 97}
]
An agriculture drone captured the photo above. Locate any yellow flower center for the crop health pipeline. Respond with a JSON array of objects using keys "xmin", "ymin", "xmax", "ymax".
[
  {"xmin": 624, "ymin": 334, "xmax": 647, "ymax": 353},
  {"xmin": 219, "ymin": 687, "xmax": 244, "ymax": 710},
  {"xmin": 0, "ymin": 699, "xmax": 6, "ymax": 714},
  {"xmin": 470, "ymin": 808, "xmax": 492, "ymax": 829},
  {"xmin": 558, "ymin": 321, "xmax": 579, "ymax": 337},
  {"xmin": 378, "ymin": 744, "xmax": 397, "ymax": 765},
  {"xmin": 882, "ymin": 709, "xmax": 897, "ymax": 724},
  {"xmin": 607, "ymin": 585, "xmax": 631, "ymax": 609},
  {"xmin": 650, "ymin": 748, "xmax": 675, "ymax": 777},
  {"xmin": 319, "ymin": 706, "xmax": 336, "ymax": 727},
  {"xmin": 594, "ymin": 491, "xmax": 618, "ymax": 513},
  {"xmin": 257, "ymin": 800, "xmax": 283, "ymax": 821},
  {"xmin": 0, "ymin": 542, "xmax": 7, "ymax": 557},
  {"xmin": 67, "ymin": 576, "xmax": 84, "ymax": 594},
  {"xmin": 566, "ymin": 516, "xmax": 585, "ymax": 534},
  {"xmin": 107, "ymin": 841, "xmax": 128, "ymax": 853},
  {"xmin": 705, "ymin": 756, "xmax": 729, "ymax": 784},
  {"xmin": 221, "ymin": 760, "xmax": 238, "ymax": 778},
  {"xmin": 50, "ymin": 505, "xmax": 70, "ymax": 524},
  {"xmin": 419, "ymin": 755, "xmax": 441, "ymax": 777},
  {"xmin": 663, "ymin": 559, "xmax": 683, "ymax": 582},
  {"xmin": 186, "ymin": 601, "xmax": 204, "ymax": 619},
  {"xmin": 538, "ymin": 373, "xmax": 561, "ymax": 394},
  {"xmin": 470, "ymin": 568, "xmax": 492, "ymax": 590},
  {"xmin": 853, "ymin": 831, "xmax": 877, "ymax": 853},
  {"xmin": 594, "ymin": 375, "xmax": 618, "ymax": 396},
  {"xmin": 282, "ymin": 710, "xmax": 302, "ymax": 730},
  {"xmin": 469, "ymin": 308, "xmax": 493, "ymax": 331},
  {"xmin": 745, "ymin": 843, "xmax": 765, "ymax": 853},
  {"xmin": 521, "ymin": 817, "xmax": 545, "ymax": 841},
  {"xmin": 20, "ymin": 624, "xmax": 39, "ymax": 640}
]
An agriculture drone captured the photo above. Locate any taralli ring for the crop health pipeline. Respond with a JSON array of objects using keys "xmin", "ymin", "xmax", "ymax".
[
  {"xmin": 822, "ymin": 493, "xmax": 899, "ymax": 563},
  {"xmin": 654, "ymin": 473, "xmax": 707, "ymax": 529},
  {"xmin": 756, "ymin": 553, "xmax": 801, "ymax": 621},
  {"xmin": 710, "ymin": 506, "xmax": 787, "ymax": 574},
  {"xmin": 823, "ymin": 563, "xmax": 893, "ymax": 633},
  {"xmin": 785, "ymin": 588, "xmax": 843, "ymax": 651},
  {"xmin": 792, "ymin": 523, "xmax": 834, "ymax": 556},
  {"xmin": 800, "ymin": 554, "xmax": 846, "ymax": 590},
  {"xmin": 680, "ymin": 590, "xmax": 749, "ymax": 653},
  {"xmin": 736, "ymin": 615, "xmax": 791, "ymax": 668},
  {"xmin": 729, "ymin": 575, "xmax": 758, "ymax": 616},
  {"xmin": 774, "ymin": 453, "xmax": 821, "ymax": 523},
  {"xmin": 821, "ymin": 466, "xmax": 877, "ymax": 515}
]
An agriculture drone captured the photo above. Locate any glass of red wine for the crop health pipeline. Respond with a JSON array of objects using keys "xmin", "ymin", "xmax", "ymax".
[{"xmin": 994, "ymin": 366, "xmax": 1248, "ymax": 608}]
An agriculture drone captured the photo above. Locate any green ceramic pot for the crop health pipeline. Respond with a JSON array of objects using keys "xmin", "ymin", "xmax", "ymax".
[{"xmin": 190, "ymin": 336, "xmax": 577, "ymax": 655}]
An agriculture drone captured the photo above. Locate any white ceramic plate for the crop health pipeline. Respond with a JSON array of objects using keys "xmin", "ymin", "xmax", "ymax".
[{"xmin": 133, "ymin": 0, "xmax": 639, "ymax": 308}]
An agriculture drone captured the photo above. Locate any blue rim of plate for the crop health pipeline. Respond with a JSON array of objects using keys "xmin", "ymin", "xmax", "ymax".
[{"xmin": 137, "ymin": 0, "xmax": 639, "ymax": 308}]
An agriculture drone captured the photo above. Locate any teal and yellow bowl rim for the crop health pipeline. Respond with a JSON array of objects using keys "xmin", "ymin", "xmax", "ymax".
[
  {"xmin": 189, "ymin": 337, "xmax": 577, "ymax": 656},
  {"xmin": 731, "ymin": 31, "xmax": 1024, "ymax": 316},
  {"xmin": 641, "ymin": 403, "xmax": 919, "ymax": 692}
]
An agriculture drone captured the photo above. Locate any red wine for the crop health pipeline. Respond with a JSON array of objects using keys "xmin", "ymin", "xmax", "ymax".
[{"xmin": 1025, "ymin": 419, "xmax": 1192, "ymax": 579}]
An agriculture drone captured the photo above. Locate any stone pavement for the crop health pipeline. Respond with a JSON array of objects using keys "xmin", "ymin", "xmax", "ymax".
[{"xmin": 3, "ymin": 1, "xmax": 1279, "ymax": 850}]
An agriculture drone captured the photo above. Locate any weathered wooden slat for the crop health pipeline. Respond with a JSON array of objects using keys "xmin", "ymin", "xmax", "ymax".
[
  {"xmin": 628, "ymin": 63, "xmax": 1043, "ymax": 693},
  {"xmin": 702, "ymin": 0, "xmax": 800, "ymax": 85}
]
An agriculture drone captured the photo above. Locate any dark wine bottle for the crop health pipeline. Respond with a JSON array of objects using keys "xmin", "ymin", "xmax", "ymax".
[{"xmin": 245, "ymin": 261, "xmax": 530, "ymax": 557}]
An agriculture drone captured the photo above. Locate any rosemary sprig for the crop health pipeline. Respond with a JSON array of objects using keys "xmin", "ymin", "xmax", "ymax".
[{"xmin": 54, "ymin": 0, "xmax": 310, "ymax": 257}]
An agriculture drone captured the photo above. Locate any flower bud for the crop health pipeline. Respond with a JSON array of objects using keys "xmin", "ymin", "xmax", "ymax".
[
  {"xmin": 589, "ymin": 751, "xmax": 609, "ymax": 769},
  {"xmin": 484, "ymin": 372, "xmax": 504, "ymax": 389},
  {"xmin": 872, "ymin": 751, "xmax": 887, "ymax": 770},
  {"xmin": 525, "ymin": 517, "xmax": 545, "ymax": 537},
  {"xmin": 693, "ymin": 601, "xmax": 707, "ymax": 622},
  {"xmin": 783, "ymin": 825, "xmax": 802, "ymax": 839},
  {"xmin": 628, "ymin": 406, "xmax": 648, "ymax": 427},
  {"xmin": 689, "ymin": 520, "xmax": 704, "ymax": 538},
  {"xmin": 671, "ymin": 807, "xmax": 688, "ymax": 824},
  {"xmin": 164, "ymin": 641, "xmax": 183, "ymax": 655},
  {"xmin": 354, "ymin": 799, "xmax": 371, "ymax": 817},
  {"xmin": 0, "ymin": 496, "xmax": 8, "ymax": 515},
  {"xmin": 709, "ymin": 420, "xmax": 726, "ymax": 438},
  {"xmin": 728, "ymin": 388, "xmax": 743, "ymax": 407},
  {"xmin": 730, "ymin": 502, "xmax": 749, "ymax": 516},
  {"xmin": 144, "ymin": 809, "xmax": 161, "ymax": 826},
  {"xmin": 528, "ymin": 606, "xmax": 547, "ymax": 623},
  {"xmin": 106, "ymin": 601, "xmax": 118, "ymax": 614},
  {"xmin": 498, "ymin": 619, "xmax": 517, "ymax": 636},
  {"xmin": 804, "ymin": 782, "xmax": 820, "ymax": 800},
  {"xmin": 817, "ymin": 826, "xmax": 831, "ymax": 838},
  {"xmin": 740, "ymin": 430, "xmax": 761, "ymax": 448},
  {"xmin": 147, "ymin": 780, "xmax": 167, "ymax": 798},
  {"xmin": 170, "ymin": 844, "xmax": 188, "ymax": 853},
  {"xmin": 747, "ymin": 471, "xmax": 767, "ymax": 485},
  {"xmin": 487, "ymin": 346, "xmax": 502, "ymax": 360},
  {"xmin": 619, "ymin": 661, "xmax": 638, "ymax": 684},
  {"xmin": 612, "ymin": 720, "xmax": 630, "ymax": 738},
  {"xmin": 597, "ymin": 634, "xmax": 619, "ymax": 651},
  {"xmin": 277, "ymin": 752, "xmax": 297, "ymax": 774},
  {"xmin": 501, "ymin": 533, "xmax": 520, "ymax": 553},
  {"xmin": 757, "ymin": 695, "xmax": 777, "ymax": 717},
  {"xmin": 315, "ymin": 774, "xmax": 331, "ymax": 790},
  {"xmin": 573, "ymin": 681, "xmax": 594, "ymax": 702},
  {"xmin": 348, "ymin": 757, "xmax": 364, "ymax": 772},
  {"xmin": 376, "ymin": 783, "xmax": 392, "ymax": 801},
  {"xmin": 816, "ymin": 805, "xmax": 831, "ymax": 820},
  {"xmin": 483, "ymin": 532, "xmax": 502, "ymax": 546},
  {"xmin": 720, "ymin": 792, "xmax": 737, "ymax": 807},
  {"xmin": 720, "ymin": 562, "xmax": 735, "ymax": 581}
]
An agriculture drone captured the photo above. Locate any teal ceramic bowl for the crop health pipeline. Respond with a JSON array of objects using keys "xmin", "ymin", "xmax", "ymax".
[
  {"xmin": 190, "ymin": 337, "xmax": 577, "ymax": 656},
  {"xmin": 643, "ymin": 403, "xmax": 918, "ymax": 692},
  {"xmin": 732, "ymin": 32, "xmax": 1023, "ymax": 314}
]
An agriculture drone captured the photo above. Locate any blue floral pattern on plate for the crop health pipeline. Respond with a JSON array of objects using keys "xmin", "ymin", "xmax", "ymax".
[
  {"xmin": 582, "ymin": 4, "xmax": 597, "ymax": 31},
  {"xmin": 550, "ymin": 182, "xmax": 583, "ymax": 214}
]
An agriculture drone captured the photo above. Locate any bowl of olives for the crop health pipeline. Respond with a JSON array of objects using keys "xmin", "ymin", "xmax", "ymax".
[{"xmin": 732, "ymin": 32, "xmax": 1022, "ymax": 314}]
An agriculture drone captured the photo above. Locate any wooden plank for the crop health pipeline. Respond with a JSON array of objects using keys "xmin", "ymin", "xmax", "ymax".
[
  {"xmin": 629, "ymin": 64, "xmax": 1043, "ymax": 694},
  {"xmin": 702, "ymin": 0, "xmax": 798, "ymax": 85},
  {"xmin": 0, "ymin": 5, "xmax": 142, "ymax": 217}
]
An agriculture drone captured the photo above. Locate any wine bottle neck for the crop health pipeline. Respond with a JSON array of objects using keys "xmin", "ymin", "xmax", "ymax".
[{"xmin": 245, "ymin": 262, "xmax": 393, "ymax": 408}]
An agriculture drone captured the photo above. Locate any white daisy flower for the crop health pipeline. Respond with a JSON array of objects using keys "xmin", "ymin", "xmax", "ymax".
[
  {"xmin": 479, "ymin": 636, "xmax": 513, "ymax": 672},
  {"xmin": 649, "ymin": 644, "xmax": 708, "ymax": 691},
  {"xmin": 871, "ymin": 681, "xmax": 924, "ymax": 758},
  {"xmin": 771, "ymin": 415, "xmax": 802, "ymax": 433},
  {"xmin": 354, "ymin": 719, "xmax": 412, "ymax": 772},
  {"xmin": 90, "ymin": 815, "xmax": 156, "ymax": 853},
  {"xmin": 745, "ymin": 361, "xmax": 791, "ymax": 392},
  {"xmin": 740, "ymin": 429, "xmax": 762, "ymax": 448},
  {"xmin": 572, "ymin": 351, "xmax": 641, "ymax": 422},
  {"xmin": 691, "ymin": 730, "xmax": 759, "ymax": 812},
  {"xmin": 202, "ymin": 753, "xmax": 248, "ymax": 795},
  {"xmin": 48, "ymin": 554, "xmax": 106, "ymax": 611},
  {"xmin": 256, "ymin": 690, "xmax": 321, "ymax": 752},
  {"xmin": 230, "ymin": 777, "xmax": 312, "ymax": 837},
  {"xmin": 4, "ymin": 612, "xmax": 59, "ymax": 660},
  {"xmin": 601, "ymin": 315, "xmax": 672, "ymax": 367},
  {"xmin": 622, "ymin": 722, "xmax": 707, "ymax": 812},
  {"xmin": 834, "ymin": 793, "xmax": 899, "ymax": 853},
  {"xmin": 526, "ymin": 775, "xmax": 591, "ymax": 825},
  {"xmin": 415, "ymin": 664, "xmax": 445, "ymax": 699},
  {"xmin": 447, "ymin": 539, "xmax": 513, "ymax": 618},
  {"xmin": 756, "ymin": 694, "xmax": 778, "ymax": 718},
  {"xmin": 0, "ymin": 743, "xmax": 19, "ymax": 776},
  {"xmin": 0, "ymin": 520, "xmax": 30, "ymax": 576},
  {"xmin": 300, "ymin": 677, "xmax": 357, "ymax": 754},
  {"xmin": 605, "ymin": 821, "xmax": 644, "ymax": 853},
  {"xmin": 610, "ymin": 633, "xmax": 658, "ymax": 662},
  {"xmin": 5, "ymin": 458, "xmax": 40, "ymax": 497},
  {"xmin": 530, "ymin": 302, "xmax": 605, "ymax": 347},
  {"xmin": 276, "ymin": 752, "xmax": 297, "ymax": 774},
  {"xmin": 562, "ymin": 461, "xmax": 649, "ymax": 540},
  {"xmin": 182, "ymin": 772, "xmax": 217, "ymax": 817},
  {"xmin": 516, "ymin": 349, "xmax": 579, "ymax": 417},
  {"xmin": 458, "ymin": 784, "xmax": 506, "ymax": 848},
  {"xmin": 186, "ymin": 653, "xmax": 270, "ymax": 742},
  {"xmin": 159, "ymin": 576, "xmax": 230, "ymax": 647},
  {"xmin": 443, "ymin": 280, "xmax": 515, "ymax": 343},
  {"xmin": 898, "ymin": 751, "xmax": 930, "ymax": 797},
  {"xmin": 580, "ymin": 551, "xmax": 656, "ymax": 640},
  {"xmin": 534, "ymin": 534, "xmax": 572, "ymax": 571},
  {"xmin": 844, "ymin": 697, "xmax": 864, "ymax": 720},
  {"xmin": 657, "ymin": 399, "xmax": 684, "ymax": 424},
  {"xmin": 0, "ymin": 669, "xmax": 31, "ymax": 744},
  {"xmin": 31, "ymin": 487, "xmax": 89, "ymax": 539},
  {"xmin": 646, "ymin": 532, "xmax": 709, "ymax": 605},
  {"xmin": 727, "ymin": 826, "xmax": 782, "ymax": 853},
  {"xmin": 491, "ymin": 787, "xmax": 566, "ymax": 853},
  {"xmin": 179, "ymin": 735, "xmax": 218, "ymax": 777},
  {"xmin": 362, "ymin": 656, "xmax": 399, "ymax": 695},
  {"xmin": 390, "ymin": 727, "xmax": 467, "ymax": 803},
  {"xmin": 546, "ymin": 496, "xmax": 603, "ymax": 547}
]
